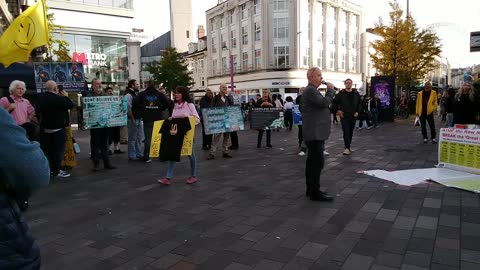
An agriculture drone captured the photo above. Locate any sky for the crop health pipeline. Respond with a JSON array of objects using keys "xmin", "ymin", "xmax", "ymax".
[{"xmin": 133, "ymin": 0, "xmax": 480, "ymax": 68}]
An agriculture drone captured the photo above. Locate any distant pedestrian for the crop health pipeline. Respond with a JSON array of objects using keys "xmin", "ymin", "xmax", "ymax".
[
  {"xmin": 296, "ymin": 87, "xmax": 307, "ymax": 155},
  {"xmin": 105, "ymin": 87, "xmax": 125, "ymax": 155},
  {"xmin": 256, "ymin": 90, "xmax": 274, "ymax": 148},
  {"xmin": 370, "ymin": 93, "xmax": 380, "ymax": 128},
  {"xmin": 332, "ymin": 78, "xmax": 361, "ymax": 155},
  {"xmin": 199, "ymin": 89, "xmax": 213, "ymax": 150},
  {"xmin": 283, "ymin": 96, "xmax": 294, "ymax": 131},
  {"xmin": 453, "ymin": 82, "xmax": 476, "ymax": 125},
  {"xmin": 125, "ymin": 79, "xmax": 144, "ymax": 161},
  {"xmin": 158, "ymin": 86, "xmax": 200, "ymax": 185},
  {"xmin": 301, "ymin": 67, "xmax": 335, "ymax": 201},
  {"xmin": 207, "ymin": 84, "xmax": 233, "ymax": 160},
  {"xmin": 416, "ymin": 81, "xmax": 438, "ymax": 143},
  {"xmin": 445, "ymin": 88, "xmax": 455, "ymax": 127}
]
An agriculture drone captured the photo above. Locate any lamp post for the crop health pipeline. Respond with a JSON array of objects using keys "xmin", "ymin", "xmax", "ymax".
[{"xmin": 224, "ymin": 46, "xmax": 235, "ymax": 94}]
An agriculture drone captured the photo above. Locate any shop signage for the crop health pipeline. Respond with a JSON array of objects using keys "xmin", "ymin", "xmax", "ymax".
[
  {"xmin": 73, "ymin": 52, "xmax": 108, "ymax": 67},
  {"xmin": 272, "ymin": 81, "xmax": 290, "ymax": 86}
]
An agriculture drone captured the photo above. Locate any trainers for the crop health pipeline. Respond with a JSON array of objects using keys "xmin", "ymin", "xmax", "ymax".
[
  {"xmin": 207, "ymin": 154, "xmax": 215, "ymax": 160},
  {"xmin": 342, "ymin": 149, "xmax": 351, "ymax": 155},
  {"xmin": 222, "ymin": 153, "xmax": 233, "ymax": 158},
  {"xmin": 145, "ymin": 158, "xmax": 152, "ymax": 163},
  {"xmin": 367, "ymin": 126, "xmax": 373, "ymax": 130},
  {"xmin": 323, "ymin": 150, "xmax": 330, "ymax": 156},
  {"xmin": 57, "ymin": 170, "xmax": 70, "ymax": 178},
  {"xmin": 158, "ymin": 178, "xmax": 171, "ymax": 185},
  {"xmin": 186, "ymin": 176, "xmax": 198, "ymax": 184},
  {"xmin": 423, "ymin": 138, "xmax": 428, "ymax": 143},
  {"xmin": 298, "ymin": 151, "xmax": 306, "ymax": 156},
  {"xmin": 431, "ymin": 138, "xmax": 437, "ymax": 144}
]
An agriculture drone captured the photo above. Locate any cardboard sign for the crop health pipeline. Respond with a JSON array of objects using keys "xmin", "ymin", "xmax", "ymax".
[
  {"xmin": 293, "ymin": 104, "xmax": 302, "ymax": 125},
  {"xmin": 202, "ymin": 106, "xmax": 244, "ymax": 135},
  {"xmin": 250, "ymin": 107, "xmax": 285, "ymax": 130},
  {"xmin": 82, "ymin": 96, "xmax": 127, "ymax": 129},
  {"xmin": 438, "ymin": 128, "xmax": 480, "ymax": 174},
  {"xmin": 149, "ymin": 116, "xmax": 196, "ymax": 158}
]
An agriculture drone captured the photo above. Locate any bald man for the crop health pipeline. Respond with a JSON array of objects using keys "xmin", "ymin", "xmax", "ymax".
[
  {"xmin": 207, "ymin": 84, "xmax": 233, "ymax": 160},
  {"xmin": 300, "ymin": 67, "xmax": 335, "ymax": 202}
]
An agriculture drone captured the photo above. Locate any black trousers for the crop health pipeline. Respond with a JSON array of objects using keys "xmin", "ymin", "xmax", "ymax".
[
  {"xmin": 420, "ymin": 113, "xmax": 436, "ymax": 139},
  {"xmin": 298, "ymin": 125, "xmax": 303, "ymax": 146},
  {"xmin": 40, "ymin": 128, "xmax": 66, "ymax": 176},
  {"xmin": 341, "ymin": 117, "xmax": 356, "ymax": 149},
  {"xmin": 201, "ymin": 120, "xmax": 212, "ymax": 148},
  {"xmin": 305, "ymin": 140, "xmax": 325, "ymax": 196},
  {"xmin": 284, "ymin": 109, "xmax": 293, "ymax": 130},
  {"xmin": 108, "ymin": 126, "xmax": 121, "ymax": 144},
  {"xmin": 257, "ymin": 129, "xmax": 271, "ymax": 147},
  {"xmin": 90, "ymin": 128, "xmax": 110, "ymax": 165},
  {"xmin": 230, "ymin": 131, "xmax": 239, "ymax": 147}
]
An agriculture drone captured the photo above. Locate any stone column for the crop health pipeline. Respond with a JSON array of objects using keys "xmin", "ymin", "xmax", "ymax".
[{"xmin": 126, "ymin": 39, "xmax": 141, "ymax": 82}]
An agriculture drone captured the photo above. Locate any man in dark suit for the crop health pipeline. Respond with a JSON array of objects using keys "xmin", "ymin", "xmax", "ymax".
[{"xmin": 300, "ymin": 67, "xmax": 335, "ymax": 201}]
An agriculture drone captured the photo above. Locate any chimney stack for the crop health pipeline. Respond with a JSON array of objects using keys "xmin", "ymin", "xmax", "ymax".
[{"xmin": 197, "ymin": 25, "xmax": 205, "ymax": 40}]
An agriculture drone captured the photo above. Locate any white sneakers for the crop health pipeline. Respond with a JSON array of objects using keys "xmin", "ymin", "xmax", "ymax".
[
  {"xmin": 57, "ymin": 170, "xmax": 71, "ymax": 178},
  {"xmin": 342, "ymin": 149, "xmax": 352, "ymax": 155},
  {"xmin": 324, "ymin": 150, "xmax": 330, "ymax": 156},
  {"xmin": 298, "ymin": 151, "xmax": 306, "ymax": 156}
]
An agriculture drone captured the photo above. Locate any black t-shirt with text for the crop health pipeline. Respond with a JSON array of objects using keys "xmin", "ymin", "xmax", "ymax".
[{"xmin": 159, "ymin": 118, "xmax": 191, "ymax": 162}]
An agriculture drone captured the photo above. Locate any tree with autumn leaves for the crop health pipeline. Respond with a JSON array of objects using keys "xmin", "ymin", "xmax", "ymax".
[{"xmin": 370, "ymin": 1, "xmax": 442, "ymax": 90}]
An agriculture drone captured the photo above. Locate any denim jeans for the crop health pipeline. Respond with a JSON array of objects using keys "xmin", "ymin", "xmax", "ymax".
[
  {"xmin": 40, "ymin": 128, "xmax": 66, "ymax": 176},
  {"xmin": 371, "ymin": 108, "xmax": 379, "ymax": 127},
  {"xmin": 446, "ymin": 113, "xmax": 454, "ymax": 127},
  {"xmin": 166, "ymin": 149, "xmax": 197, "ymax": 179},
  {"xmin": 127, "ymin": 119, "xmax": 144, "ymax": 159}
]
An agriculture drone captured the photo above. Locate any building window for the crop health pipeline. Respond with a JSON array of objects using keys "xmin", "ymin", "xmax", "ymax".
[
  {"xmin": 242, "ymin": 26, "xmax": 248, "ymax": 45},
  {"xmin": 222, "ymin": 57, "xmax": 228, "ymax": 73},
  {"xmin": 186, "ymin": 30, "xmax": 190, "ymax": 39},
  {"xmin": 242, "ymin": 52, "xmax": 248, "ymax": 70},
  {"xmin": 232, "ymin": 55, "xmax": 237, "ymax": 71},
  {"xmin": 351, "ymin": 55, "xmax": 356, "ymax": 71},
  {"xmin": 317, "ymin": 49, "xmax": 323, "ymax": 67},
  {"xmin": 273, "ymin": 18, "xmax": 288, "ymax": 40},
  {"xmin": 229, "ymin": 10, "xmax": 234, "ymax": 24},
  {"xmin": 329, "ymin": 51, "xmax": 335, "ymax": 70},
  {"xmin": 303, "ymin": 48, "xmax": 309, "ymax": 66},
  {"xmin": 220, "ymin": 15, "xmax": 224, "ymax": 28},
  {"xmin": 341, "ymin": 53, "xmax": 346, "ymax": 70},
  {"xmin": 230, "ymin": 30, "xmax": 236, "ymax": 48},
  {"xmin": 255, "ymin": 49, "xmax": 261, "ymax": 68},
  {"xmin": 352, "ymin": 34, "xmax": 357, "ymax": 49},
  {"xmin": 254, "ymin": 23, "xmax": 261, "ymax": 41},
  {"xmin": 212, "ymin": 59, "xmax": 218, "ymax": 74},
  {"xmin": 241, "ymin": 3, "xmax": 247, "ymax": 19},
  {"xmin": 254, "ymin": 0, "xmax": 260, "ymax": 15},
  {"xmin": 274, "ymin": 46, "xmax": 289, "ymax": 68},
  {"xmin": 221, "ymin": 34, "xmax": 226, "ymax": 49},
  {"xmin": 211, "ymin": 37, "xmax": 217, "ymax": 53},
  {"xmin": 210, "ymin": 18, "xmax": 215, "ymax": 31},
  {"xmin": 199, "ymin": 59, "xmax": 204, "ymax": 69},
  {"xmin": 273, "ymin": 0, "xmax": 287, "ymax": 11}
]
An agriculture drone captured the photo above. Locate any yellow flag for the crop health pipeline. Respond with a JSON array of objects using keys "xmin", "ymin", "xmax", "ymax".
[{"xmin": 0, "ymin": 0, "xmax": 49, "ymax": 68}]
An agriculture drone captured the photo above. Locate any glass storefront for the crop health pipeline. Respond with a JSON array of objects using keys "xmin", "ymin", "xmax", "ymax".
[{"xmin": 53, "ymin": 33, "xmax": 128, "ymax": 89}]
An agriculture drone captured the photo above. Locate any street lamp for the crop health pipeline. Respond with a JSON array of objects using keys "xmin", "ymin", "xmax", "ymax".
[{"xmin": 223, "ymin": 45, "xmax": 235, "ymax": 93}]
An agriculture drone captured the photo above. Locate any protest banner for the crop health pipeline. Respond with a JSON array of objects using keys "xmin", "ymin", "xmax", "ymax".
[
  {"xmin": 61, "ymin": 126, "xmax": 76, "ymax": 167},
  {"xmin": 34, "ymin": 62, "xmax": 86, "ymax": 92},
  {"xmin": 82, "ymin": 96, "xmax": 127, "ymax": 129},
  {"xmin": 292, "ymin": 104, "xmax": 302, "ymax": 125},
  {"xmin": 250, "ymin": 107, "xmax": 285, "ymax": 130},
  {"xmin": 438, "ymin": 128, "xmax": 480, "ymax": 173},
  {"xmin": 149, "ymin": 116, "xmax": 196, "ymax": 158},
  {"xmin": 202, "ymin": 106, "xmax": 244, "ymax": 135}
]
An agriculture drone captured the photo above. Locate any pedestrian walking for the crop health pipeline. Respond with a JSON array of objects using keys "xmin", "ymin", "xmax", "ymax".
[
  {"xmin": 415, "ymin": 81, "xmax": 438, "ymax": 143},
  {"xmin": 284, "ymin": 96, "xmax": 294, "ymax": 131},
  {"xmin": 256, "ymin": 90, "xmax": 274, "ymax": 148}
]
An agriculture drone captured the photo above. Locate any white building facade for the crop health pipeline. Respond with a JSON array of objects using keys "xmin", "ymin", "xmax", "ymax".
[
  {"xmin": 185, "ymin": 36, "xmax": 208, "ymax": 99},
  {"xmin": 46, "ymin": 0, "xmax": 140, "ymax": 89},
  {"xmin": 206, "ymin": 0, "xmax": 362, "ymax": 99}
]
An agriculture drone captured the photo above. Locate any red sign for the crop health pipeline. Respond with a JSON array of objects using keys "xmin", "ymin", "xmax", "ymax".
[{"xmin": 73, "ymin": 52, "xmax": 88, "ymax": 66}]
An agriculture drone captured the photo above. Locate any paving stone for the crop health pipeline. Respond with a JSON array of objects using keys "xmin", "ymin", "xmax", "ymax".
[
  {"xmin": 461, "ymin": 222, "xmax": 480, "ymax": 237},
  {"xmin": 296, "ymin": 242, "xmax": 328, "ymax": 260},
  {"xmin": 241, "ymin": 230, "xmax": 267, "ymax": 242},
  {"xmin": 168, "ymin": 261, "xmax": 196, "ymax": 270},
  {"xmin": 415, "ymin": 216, "xmax": 438, "ymax": 230},
  {"xmin": 432, "ymin": 247, "xmax": 460, "ymax": 267},
  {"xmin": 112, "ymin": 256, "xmax": 156, "ymax": 270},
  {"xmin": 407, "ymin": 238, "xmax": 434, "ymax": 254},
  {"xmin": 376, "ymin": 209, "xmax": 399, "ymax": 222},
  {"xmin": 370, "ymin": 265, "xmax": 400, "ymax": 270},
  {"xmin": 93, "ymin": 245, "xmax": 125, "ymax": 260},
  {"xmin": 225, "ymin": 240, "xmax": 255, "ymax": 253},
  {"xmin": 435, "ymin": 238, "xmax": 460, "ymax": 250},
  {"xmin": 387, "ymin": 228, "xmax": 412, "ymax": 240},
  {"xmin": 382, "ymin": 238, "xmax": 408, "ymax": 254},
  {"xmin": 352, "ymin": 239, "xmax": 383, "ymax": 257},
  {"xmin": 400, "ymin": 265, "xmax": 429, "ymax": 270},
  {"xmin": 412, "ymin": 228, "xmax": 436, "ymax": 239},
  {"xmin": 345, "ymin": 220, "xmax": 370, "ymax": 234},
  {"xmin": 461, "ymin": 249, "xmax": 480, "ymax": 264},
  {"xmin": 403, "ymin": 251, "xmax": 431, "ymax": 268},
  {"xmin": 150, "ymin": 253, "xmax": 184, "ymax": 269},
  {"xmin": 183, "ymin": 249, "xmax": 216, "ymax": 265},
  {"xmin": 340, "ymin": 253, "xmax": 374, "ymax": 270},
  {"xmin": 461, "ymin": 261, "xmax": 480, "ymax": 270},
  {"xmin": 423, "ymin": 198, "xmax": 442, "ymax": 209},
  {"xmin": 437, "ymin": 226, "xmax": 460, "ymax": 240},
  {"xmin": 251, "ymin": 259, "xmax": 284, "ymax": 270},
  {"xmin": 224, "ymin": 262, "xmax": 253, "ymax": 270},
  {"xmin": 361, "ymin": 202, "xmax": 383, "ymax": 213},
  {"xmin": 439, "ymin": 214, "xmax": 460, "ymax": 228},
  {"xmin": 281, "ymin": 257, "xmax": 314, "ymax": 270},
  {"xmin": 375, "ymin": 251, "xmax": 404, "ymax": 268},
  {"xmin": 393, "ymin": 216, "xmax": 416, "ymax": 230}
]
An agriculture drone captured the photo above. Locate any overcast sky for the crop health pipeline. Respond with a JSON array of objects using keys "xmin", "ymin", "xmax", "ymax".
[{"xmin": 134, "ymin": 0, "xmax": 480, "ymax": 68}]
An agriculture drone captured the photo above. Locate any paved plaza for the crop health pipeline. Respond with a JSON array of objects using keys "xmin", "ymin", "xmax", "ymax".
[{"xmin": 26, "ymin": 118, "xmax": 480, "ymax": 270}]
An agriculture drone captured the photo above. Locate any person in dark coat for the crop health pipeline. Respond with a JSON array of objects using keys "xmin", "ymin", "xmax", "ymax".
[
  {"xmin": 255, "ymin": 90, "xmax": 274, "ymax": 148},
  {"xmin": 301, "ymin": 67, "xmax": 335, "ymax": 202},
  {"xmin": 453, "ymin": 82, "xmax": 477, "ymax": 125},
  {"xmin": 0, "ymin": 107, "xmax": 50, "ymax": 269},
  {"xmin": 199, "ymin": 89, "xmax": 213, "ymax": 150}
]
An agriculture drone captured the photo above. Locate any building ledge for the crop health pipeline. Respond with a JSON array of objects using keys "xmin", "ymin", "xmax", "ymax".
[{"xmin": 48, "ymin": 0, "xmax": 134, "ymax": 18}]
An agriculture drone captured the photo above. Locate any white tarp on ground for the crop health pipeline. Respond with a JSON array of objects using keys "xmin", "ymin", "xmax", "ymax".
[{"xmin": 363, "ymin": 168, "xmax": 480, "ymax": 193}]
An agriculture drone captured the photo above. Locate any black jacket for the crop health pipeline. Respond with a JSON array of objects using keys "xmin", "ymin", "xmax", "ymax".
[
  {"xmin": 211, "ymin": 94, "xmax": 233, "ymax": 107},
  {"xmin": 332, "ymin": 89, "xmax": 361, "ymax": 118},
  {"xmin": 132, "ymin": 87, "xmax": 170, "ymax": 123},
  {"xmin": 36, "ymin": 92, "xmax": 74, "ymax": 129}
]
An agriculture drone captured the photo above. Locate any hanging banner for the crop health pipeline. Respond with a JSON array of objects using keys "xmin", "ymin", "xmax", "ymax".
[
  {"xmin": 149, "ymin": 116, "xmax": 196, "ymax": 158},
  {"xmin": 250, "ymin": 107, "xmax": 285, "ymax": 130},
  {"xmin": 82, "ymin": 96, "xmax": 127, "ymax": 129},
  {"xmin": 202, "ymin": 106, "xmax": 244, "ymax": 135},
  {"xmin": 34, "ymin": 62, "xmax": 85, "ymax": 93}
]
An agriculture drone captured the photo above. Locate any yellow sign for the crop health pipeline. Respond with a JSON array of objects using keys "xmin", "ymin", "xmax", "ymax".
[
  {"xmin": 61, "ymin": 127, "xmax": 76, "ymax": 167},
  {"xmin": 149, "ymin": 117, "xmax": 195, "ymax": 158}
]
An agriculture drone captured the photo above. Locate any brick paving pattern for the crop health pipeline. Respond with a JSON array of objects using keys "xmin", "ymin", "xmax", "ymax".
[{"xmin": 25, "ymin": 118, "xmax": 480, "ymax": 270}]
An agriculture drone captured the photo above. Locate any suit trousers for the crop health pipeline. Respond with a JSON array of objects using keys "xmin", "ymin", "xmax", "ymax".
[
  {"xmin": 40, "ymin": 128, "xmax": 66, "ymax": 176},
  {"xmin": 210, "ymin": 133, "xmax": 230, "ymax": 155},
  {"xmin": 305, "ymin": 140, "xmax": 325, "ymax": 196},
  {"xmin": 90, "ymin": 128, "xmax": 110, "ymax": 165}
]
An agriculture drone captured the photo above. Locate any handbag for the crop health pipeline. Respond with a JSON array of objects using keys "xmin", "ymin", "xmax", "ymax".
[{"xmin": 414, "ymin": 116, "xmax": 420, "ymax": 126}]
